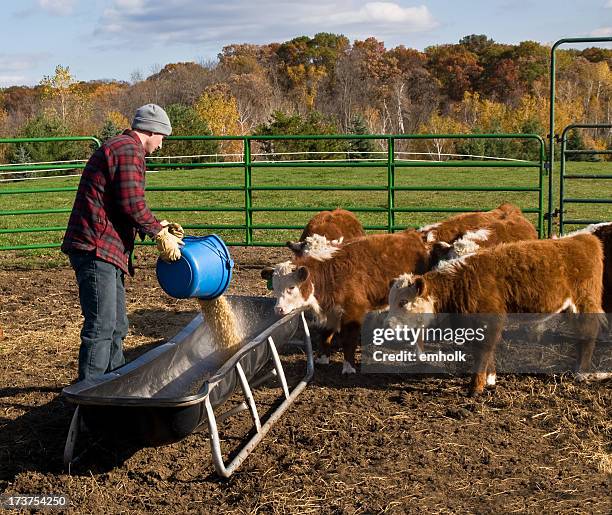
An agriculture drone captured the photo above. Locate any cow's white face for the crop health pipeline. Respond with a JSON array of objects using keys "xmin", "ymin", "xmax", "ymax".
[
  {"xmin": 385, "ymin": 273, "xmax": 436, "ymax": 328},
  {"xmin": 269, "ymin": 262, "xmax": 315, "ymax": 316}
]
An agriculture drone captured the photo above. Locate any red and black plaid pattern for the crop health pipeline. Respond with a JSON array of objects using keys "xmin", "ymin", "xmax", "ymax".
[{"xmin": 62, "ymin": 130, "xmax": 162, "ymax": 273}]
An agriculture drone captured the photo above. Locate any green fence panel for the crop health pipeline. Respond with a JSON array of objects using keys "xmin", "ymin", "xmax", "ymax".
[
  {"xmin": 0, "ymin": 133, "xmax": 546, "ymax": 251},
  {"xmin": 558, "ymin": 123, "xmax": 612, "ymax": 234}
]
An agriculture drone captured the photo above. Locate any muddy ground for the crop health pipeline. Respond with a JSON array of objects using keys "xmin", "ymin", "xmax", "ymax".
[{"xmin": 0, "ymin": 247, "xmax": 610, "ymax": 514}]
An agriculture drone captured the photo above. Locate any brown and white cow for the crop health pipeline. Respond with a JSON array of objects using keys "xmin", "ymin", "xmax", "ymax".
[
  {"xmin": 281, "ymin": 209, "xmax": 365, "ymax": 360},
  {"xmin": 385, "ymin": 234, "xmax": 605, "ymax": 395},
  {"xmin": 262, "ymin": 231, "xmax": 430, "ymax": 374},
  {"xmin": 561, "ymin": 222, "xmax": 611, "ymax": 313},
  {"xmin": 418, "ymin": 202, "xmax": 522, "ymax": 244},
  {"xmin": 429, "ymin": 212, "xmax": 538, "ymax": 269}
]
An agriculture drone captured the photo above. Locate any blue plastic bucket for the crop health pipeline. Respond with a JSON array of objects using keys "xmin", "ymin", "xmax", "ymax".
[{"xmin": 156, "ymin": 234, "xmax": 234, "ymax": 300}]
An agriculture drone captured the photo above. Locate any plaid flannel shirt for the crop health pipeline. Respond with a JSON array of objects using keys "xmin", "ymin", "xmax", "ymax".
[{"xmin": 61, "ymin": 130, "xmax": 163, "ymax": 274}]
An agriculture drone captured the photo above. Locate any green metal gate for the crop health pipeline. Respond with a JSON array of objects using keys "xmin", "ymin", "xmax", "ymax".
[
  {"xmin": 549, "ymin": 37, "xmax": 612, "ymax": 236},
  {"xmin": 558, "ymin": 124, "xmax": 612, "ymax": 234}
]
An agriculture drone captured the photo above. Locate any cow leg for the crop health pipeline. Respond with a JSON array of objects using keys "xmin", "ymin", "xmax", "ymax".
[
  {"xmin": 485, "ymin": 358, "xmax": 497, "ymax": 387},
  {"xmin": 315, "ymin": 329, "xmax": 335, "ymax": 365},
  {"xmin": 574, "ymin": 312, "xmax": 610, "ymax": 381},
  {"xmin": 338, "ymin": 322, "xmax": 360, "ymax": 375},
  {"xmin": 469, "ymin": 317, "xmax": 502, "ymax": 396}
]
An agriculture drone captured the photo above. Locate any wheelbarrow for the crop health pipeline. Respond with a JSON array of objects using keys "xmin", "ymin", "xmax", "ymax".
[{"xmin": 61, "ymin": 295, "xmax": 314, "ymax": 478}]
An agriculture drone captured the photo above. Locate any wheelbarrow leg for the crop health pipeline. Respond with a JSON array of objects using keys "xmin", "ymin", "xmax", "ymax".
[
  {"xmin": 63, "ymin": 406, "xmax": 80, "ymax": 470},
  {"xmin": 205, "ymin": 311, "xmax": 314, "ymax": 478}
]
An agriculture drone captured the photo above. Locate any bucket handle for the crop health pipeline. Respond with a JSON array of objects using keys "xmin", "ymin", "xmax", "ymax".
[{"xmin": 186, "ymin": 236, "xmax": 233, "ymax": 267}]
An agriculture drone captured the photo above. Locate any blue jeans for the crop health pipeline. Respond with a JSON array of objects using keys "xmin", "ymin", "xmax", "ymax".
[{"xmin": 69, "ymin": 252, "xmax": 127, "ymax": 380}]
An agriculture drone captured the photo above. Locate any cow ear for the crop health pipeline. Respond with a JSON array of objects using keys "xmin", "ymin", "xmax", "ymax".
[
  {"xmin": 261, "ymin": 267, "xmax": 274, "ymax": 280},
  {"xmin": 413, "ymin": 276, "xmax": 426, "ymax": 296},
  {"xmin": 286, "ymin": 241, "xmax": 305, "ymax": 254},
  {"xmin": 296, "ymin": 266, "xmax": 309, "ymax": 282}
]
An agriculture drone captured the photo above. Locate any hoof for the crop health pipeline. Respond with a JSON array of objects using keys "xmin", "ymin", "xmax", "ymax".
[
  {"xmin": 341, "ymin": 361, "xmax": 357, "ymax": 375},
  {"xmin": 315, "ymin": 355, "xmax": 330, "ymax": 365},
  {"xmin": 575, "ymin": 372, "xmax": 612, "ymax": 382}
]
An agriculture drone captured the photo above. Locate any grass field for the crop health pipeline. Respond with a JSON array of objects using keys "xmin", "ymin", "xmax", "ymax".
[{"xmin": 0, "ymin": 160, "xmax": 610, "ymax": 268}]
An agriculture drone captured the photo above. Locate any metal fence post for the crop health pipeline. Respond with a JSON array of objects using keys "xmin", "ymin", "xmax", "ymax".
[
  {"xmin": 387, "ymin": 136, "xmax": 395, "ymax": 233},
  {"xmin": 244, "ymin": 137, "xmax": 253, "ymax": 245}
]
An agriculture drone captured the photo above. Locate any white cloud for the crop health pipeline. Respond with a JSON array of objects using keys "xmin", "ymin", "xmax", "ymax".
[
  {"xmin": 114, "ymin": 0, "xmax": 145, "ymax": 8},
  {"xmin": 0, "ymin": 75, "xmax": 28, "ymax": 87},
  {"xmin": 94, "ymin": 1, "xmax": 438, "ymax": 48},
  {"xmin": 0, "ymin": 53, "xmax": 50, "ymax": 85},
  {"xmin": 39, "ymin": 0, "xmax": 77, "ymax": 16},
  {"xmin": 0, "ymin": 53, "xmax": 49, "ymax": 72},
  {"xmin": 590, "ymin": 27, "xmax": 612, "ymax": 36},
  {"xmin": 321, "ymin": 2, "xmax": 437, "ymax": 27}
]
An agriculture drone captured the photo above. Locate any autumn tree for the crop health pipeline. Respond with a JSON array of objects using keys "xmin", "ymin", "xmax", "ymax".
[
  {"xmin": 218, "ymin": 44, "xmax": 268, "ymax": 75},
  {"xmin": 156, "ymin": 103, "xmax": 218, "ymax": 162},
  {"xmin": 387, "ymin": 45, "xmax": 439, "ymax": 134},
  {"xmin": 0, "ymin": 107, "xmax": 8, "ymax": 162},
  {"xmin": 39, "ymin": 65, "xmax": 89, "ymax": 131},
  {"xmin": 417, "ymin": 113, "xmax": 468, "ymax": 160},
  {"xmin": 144, "ymin": 62, "xmax": 212, "ymax": 105},
  {"xmin": 275, "ymin": 33, "xmax": 349, "ymax": 111},
  {"xmin": 510, "ymin": 41, "xmax": 550, "ymax": 94},
  {"xmin": 459, "ymin": 34, "xmax": 496, "ymax": 56},
  {"xmin": 348, "ymin": 38, "xmax": 403, "ymax": 134},
  {"xmin": 194, "ymin": 85, "xmax": 242, "ymax": 160},
  {"xmin": 425, "ymin": 44, "xmax": 483, "ymax": 101}
]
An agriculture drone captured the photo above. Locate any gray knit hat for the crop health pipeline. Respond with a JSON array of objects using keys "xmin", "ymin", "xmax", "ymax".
[{"xmin": 132, "ymin": 104, "xmax": 172, "ymax": 135}]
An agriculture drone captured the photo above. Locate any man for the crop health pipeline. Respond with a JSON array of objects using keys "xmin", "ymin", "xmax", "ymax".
[{"xmin": 62, "ymin": 103, "xmax": 183, "ymax": 380}]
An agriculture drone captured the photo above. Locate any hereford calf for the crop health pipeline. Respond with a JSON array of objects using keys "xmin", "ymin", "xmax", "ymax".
[
  {"xmin": 385, "ymin": 234, "xmax": 605, "ymax": 395},
  {"xmin": 299, "ymin": 208, "xmax": 365, "ymax": 244},
  {"xmin": 262, "ymin": 231, "xmax": 429, "ymax": 374},
  {"xmin": 418, "ymin": 202, "xmax": 522, "ymax": 244},
  {"xmin": 429, "ymin": 213, "xmax": 538, "ymax": 269},
  {"xmin": 561, "ymin": 222, "xmax": 611, "ymax": 313},
  {"xmin": 284, "ymin": 209, "xmax": 365, "ymax": 358}
]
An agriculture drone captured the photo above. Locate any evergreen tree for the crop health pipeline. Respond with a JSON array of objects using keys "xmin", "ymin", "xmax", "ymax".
[
  {"xmin": 8, "ymin": 114, "xmax": 83, "ymax": 168},
  {"xmin": 566, "ymin": 130, "xmax": 593, "ymax": 162},
  {"xmin": 347, "ymin": 115, "xmax": 375, "ymax": 160},
  {"xmin": 13, "ymin": 145, "xmax": 32, "ymax": 164},
  {"xmin": 98, "ymin": 119, "xmax": 122, "ymax": 141}
]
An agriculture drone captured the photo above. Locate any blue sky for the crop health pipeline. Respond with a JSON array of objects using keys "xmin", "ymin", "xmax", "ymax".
[{"xmin": 0, "ymin": 0, "xmax": 611, "ymax": 87}]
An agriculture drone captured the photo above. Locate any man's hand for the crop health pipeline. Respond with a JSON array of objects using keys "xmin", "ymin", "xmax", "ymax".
[
  {"xmin": 159, "ymin": 220, "xmax": 185, "ymax": 239},
  {"xmin": 156, "ymin": 227, "xmax": 184, "ymax": 262}
]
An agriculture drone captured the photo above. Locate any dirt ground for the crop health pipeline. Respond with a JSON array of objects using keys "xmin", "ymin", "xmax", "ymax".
[{"xmin": 0, "ymin": 247, "xmax": 610, "ymax": 514}]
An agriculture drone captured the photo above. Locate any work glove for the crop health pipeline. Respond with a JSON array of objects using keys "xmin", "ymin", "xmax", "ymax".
[
  {"xmin": 159, "ymin": 220, "xmax": 185, "ymax": 239},
  {"xmin": 156, "ymin": 227, "xmax": 184, "ymax": 262}
]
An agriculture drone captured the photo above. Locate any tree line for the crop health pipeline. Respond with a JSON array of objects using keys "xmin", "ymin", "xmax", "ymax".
[{"xmin": 0, "ymin": 33, "xmax": 610, "ymax": 165}]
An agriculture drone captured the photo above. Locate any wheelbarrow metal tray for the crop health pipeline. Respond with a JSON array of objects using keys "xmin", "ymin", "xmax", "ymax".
[{"xmin": 61, "ymin": 295, "xmax": 304, "ymax": 446}]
